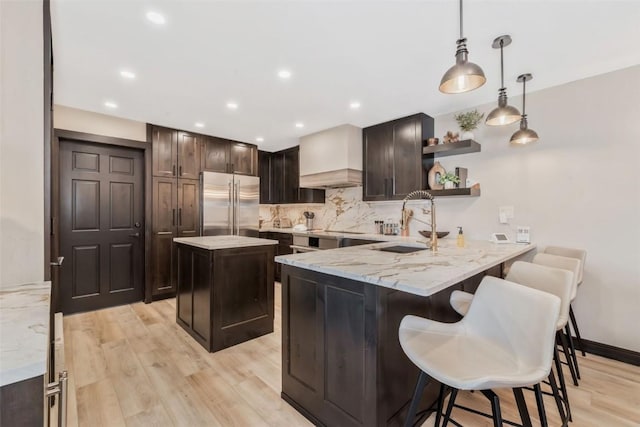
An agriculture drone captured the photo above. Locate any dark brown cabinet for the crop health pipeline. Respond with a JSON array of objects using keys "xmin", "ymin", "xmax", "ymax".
[
  {"xmin": 259, "ymin": 231, "xmax": 293, "ymax": 282},
  {"xmin": 363, "ymin": 113, "xmax": 434, "ymax": 201},
  {"xmin": 259, "ymin": 146, "xmax": 325, "ymax": 204},
  {"xmin": 176, "ymin": 242, "xmax": 275, "ymax": 352},
  {"xmin": 201, "ymin": 136, "xmax": 258, "ymax": 176},
  {"xmin": 151, "ymin": 126, "xmax": 177, "ymax": 177},
  {"xmin": 177, "ymin": 131, "xmax": 201, "ymax": 179},
  {"xmin": 177, "ymin": 179, "xmax": 200, "ymax": 237}
]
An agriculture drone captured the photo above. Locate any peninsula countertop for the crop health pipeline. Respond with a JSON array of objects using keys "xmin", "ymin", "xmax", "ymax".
[
  {"xmin": 174, "ymin": 235, "xmax": 278, "ymax": 250},
  {"xmin": 0, "ymin": 282, "xmax": 51, "ymax": 387},
  {"xmin": 276, "ymin": 240, "xmax": 535, "ymax": 297}
]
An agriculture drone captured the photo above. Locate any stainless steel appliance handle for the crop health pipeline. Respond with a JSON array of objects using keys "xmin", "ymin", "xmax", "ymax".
[
  {"xmin": 235, "ymin": 181, "xmax": 240, "ymax": 235},
  {"xmin": 46, "ymin": 370, "xmax": 68, "ymax": 427},
  {"xmin": 50, "ymin": 256, "xmax": 64, "ymax": 267},
  {"xmin": 228, "ymin": 181, "xmax": 233, "ymax": 234}
]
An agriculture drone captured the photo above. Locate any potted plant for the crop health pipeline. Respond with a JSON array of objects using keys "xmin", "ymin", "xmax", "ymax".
[
  {"xmin": 439, "ymin": 172, "xmax": 460, "ymax": 189},
  {"xmin": 454, "ymin": 109, "xmax": 484, "ymax": 140}
]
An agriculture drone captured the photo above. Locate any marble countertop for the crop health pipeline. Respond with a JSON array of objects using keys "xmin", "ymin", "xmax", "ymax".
[
  {"xmin": 0, "ymin": 282, "xmax": 51, "ymax": 387},
  {"xmin": 257, "ymin": 227, "xmax": 297, "ymax": 233},
  {"xmin": 174, "ymin": 235, "xmax": 278, "ymax": 250},
  {"xmin": 276, "ymin": 240, "xmax": 535, "ymax": 297}
]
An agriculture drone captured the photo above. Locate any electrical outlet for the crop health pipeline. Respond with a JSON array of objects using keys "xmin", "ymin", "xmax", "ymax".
[{"xmin": 499, "ymin": 206, "xmax": 515, "ymax": 221}]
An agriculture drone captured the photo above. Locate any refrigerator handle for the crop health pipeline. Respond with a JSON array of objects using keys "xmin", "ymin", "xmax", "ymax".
[
  {"xmin": 235, "ymin": 180, "xmax": 240, "ymax": 235},
  {"xmin": 228, "ymin": 180, "xmax": 233, "ymax": 235}
]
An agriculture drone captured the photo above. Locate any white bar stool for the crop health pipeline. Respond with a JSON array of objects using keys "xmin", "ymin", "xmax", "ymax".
[
  {"xmin": 400, "ymin": 276, "xmax": 563, "ymax": 427},
  {"xmin": 544, "ymin": 246, "xmax": 587, "ymax": 356}
]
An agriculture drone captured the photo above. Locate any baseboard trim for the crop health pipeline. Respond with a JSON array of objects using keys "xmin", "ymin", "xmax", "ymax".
[{"xmin": 581, "ymin": 338, "xmax": 640, "ymax": 366}]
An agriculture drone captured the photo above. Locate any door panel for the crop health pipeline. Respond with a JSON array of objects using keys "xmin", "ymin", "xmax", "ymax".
[
  {"xmin": 391, "ymin": 118, "xmax": 421, "ymax": 199},
  {"xmin": 178, "ymin": 179, "xmax": 200, "ymax": 237},
  {"xmin": 152, "ymin": 234, "xmax": 175, "ymax": 294},
  {"xmin": 202, "ymin": 136, "xmax": 229, "ymax": 173},
  {"xmin": 177, "ymin": 132, "xmax": 201, "ymax": 179},
  {"xmin": 60, "ymin": 140, "xmax": 144, "ymax": 313},
  {"xmin": 363, "ymin": 125, "xmax": 392, "ymax": 201},
  {"xmin": 236, "ymin": 175, "xmax": 259, "ymax": 235},
  {"xmin": 202, "ymin": 172, "xmax": 232, "ymax": 236},
  {"xmin": 151, "ymin": 127, "xmax": 177, "ymax": 177},
  {"xmin": 230, "ymin": 142, "xmax": 257, "ymax": 176},
  {"xmin": 152, "ymin": 177, "xmax": 177, "ymax": 296}
]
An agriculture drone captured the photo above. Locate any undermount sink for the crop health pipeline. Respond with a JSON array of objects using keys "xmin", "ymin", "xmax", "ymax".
[{"xmin": 377, "ymin": 245, "xmax": 427, "ymax": 254}]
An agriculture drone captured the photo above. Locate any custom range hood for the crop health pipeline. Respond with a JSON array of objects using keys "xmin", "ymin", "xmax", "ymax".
[{"xmin": 299, "ymin": 124, "xmax": 362, "ymax": 188}]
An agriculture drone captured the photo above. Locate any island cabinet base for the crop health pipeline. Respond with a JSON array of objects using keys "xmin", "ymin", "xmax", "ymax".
[
  {"xmin": 280, "ymin": 263, "xmax": 501, "ymax": 427},
  {"xmin": 176, "ymin": 243, "xmax": 275, "ymax": 352}
]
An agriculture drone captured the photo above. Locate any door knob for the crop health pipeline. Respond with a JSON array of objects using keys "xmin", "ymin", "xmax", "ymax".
[{"xmin": 50, "ymin": 256, "xmax": 64, "ymax": 266}]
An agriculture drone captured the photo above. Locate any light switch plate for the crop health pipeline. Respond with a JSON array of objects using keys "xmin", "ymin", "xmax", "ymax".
[{"xmin": 516, "ymin": 226, "xmax": 531, "ymax": 243}]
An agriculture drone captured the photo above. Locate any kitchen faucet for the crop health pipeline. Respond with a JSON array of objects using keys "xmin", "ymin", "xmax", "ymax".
[{"xmin": 401, "ymin": 190, "xmax": 437, "ymax": 252}]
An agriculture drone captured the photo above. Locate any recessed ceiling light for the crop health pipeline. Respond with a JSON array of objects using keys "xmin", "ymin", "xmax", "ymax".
[
  {"xmin": 278, "ymin": 69, "xmax": 292, "ymax": 79},
  {"xmin": 256, "ymin": 137, "xmax": 264, "ymax": 143},
  {"xmin": 104, "ymin": 101, "xmax": 118, "ymax": 109},
  {"xmin": 350, "ymin": 101, "xmax": 361, "ymax": 109},
  {"xmin": 295, "ymin": 122, "xmax": 304, "ymax": 128},
  {"xmin": 195, "ymin": 122, "xmax": 205, "ymax": 128},
  {"xmin": 226, "ymin": 102, "xmax": 238, "ymax": 110},
  {"xmin": 120, "ymin": 70, "xmax": 136, "ymax": 80},
  {"xmin": 146, "ymin": 11, "xmax": 166, "ymax": 25}
]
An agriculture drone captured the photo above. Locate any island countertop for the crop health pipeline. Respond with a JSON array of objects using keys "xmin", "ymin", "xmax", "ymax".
[
  {"xmin": 276, "ymin": 240, "xmax": 535, "ymax": 297},
  {"xmin": 0, "ymin": 282, "xmax": 51, "ymax": 387},
  {"xmin": 174, "ymin": 235, "xmax": 278, "ymax": 251}
]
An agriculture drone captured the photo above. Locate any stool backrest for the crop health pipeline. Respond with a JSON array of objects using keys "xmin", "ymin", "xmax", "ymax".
[
  {"xmin": 532, "ymin": 253, "xmax": 581, "ymax": 300},
  {"xmin": 543, "ymin": 246, "xmax": 587, "ymax": 284},
  {"xmin": 505, "ymin": 261, "xmax": 573, "ymax": 330},
  {"xmin": 464, "ymin": 275, "xmax": 560, "ymax": 371}
]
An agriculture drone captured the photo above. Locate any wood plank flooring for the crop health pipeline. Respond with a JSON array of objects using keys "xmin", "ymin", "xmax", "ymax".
[{"xmin": 64, "ymin": 283, "xmax": 640, "ymax": 426}]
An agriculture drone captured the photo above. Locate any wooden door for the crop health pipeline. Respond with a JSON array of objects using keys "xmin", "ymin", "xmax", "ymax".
[
  {"xmin": 390, "ymin": 117, "xmax": 422, "ymax": 200},
  {"xmin": 363, "ymin": 125, "xmax": 392, "ymax": 201},
  {"xmin": 152, "ymin": 177, "xmax": 177, "ymax": 296},
  {"xmin": 230, "ymin": 142, "xmax": 257, "ymax": 176},
  {"xmin": 59, "ymin": 140, "xmax": 144, "ymax": 313},
  {"xmin": 177, "ymin": 131, "xmax": 201, "ymax": 179},
  {"xmin": 177, "ymin": 178, "xmax": 200, "ymax": 237},
  {"xmin": 201, "ymin": 136, "xmax": 229, "ymax": 173},
  {"xmin": 151, "ymin": 126, "xmax": 177, "ymax": 177}
]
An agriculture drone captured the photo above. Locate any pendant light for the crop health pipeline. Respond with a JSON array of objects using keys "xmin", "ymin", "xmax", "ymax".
[
  {"xmin": 485, "ymin": 35, "xmax": 521, "ymax": 126},
  {"xmin": 439, "ymin": 0, "xmax": 486, "ymax": 94},
  {"xmin": 510, "ymin": 73, "xmax": 539, "ymax": 144}
]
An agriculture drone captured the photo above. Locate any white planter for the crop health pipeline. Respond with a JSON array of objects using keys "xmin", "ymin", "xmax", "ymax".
[
  {"xmin": 460, "ymin": 131, "xmax": 474, "ymax": 140},
  {"xmin": 444, "ymin": 181, "xmax": 455, "ymax": 190}
]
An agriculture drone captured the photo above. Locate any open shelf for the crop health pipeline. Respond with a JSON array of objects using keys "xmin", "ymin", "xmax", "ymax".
[
  {"xmin": 427, "ymin": 187, "xmax": 481, "ymax": 197},
  {"xmin": 422, "ymin": 139, "xmax": 481, "ymax": 157}
]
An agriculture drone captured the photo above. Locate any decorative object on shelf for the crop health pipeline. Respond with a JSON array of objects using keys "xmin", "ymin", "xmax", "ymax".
[
  {"xmin": 428, "ymin": 162, "xmax": 446, "ymax": 190},
  {"xmin": 455, "ymin": 167, "xmax": 468, "ymax": 188},
  {"xmin": 454, "ymin": 109, "xmax": 484, "ymax": 140},
  {"xmin": 419, "ymin": 230, "xmax": 450, "ymax": 239},
  {"xmin": 427, "ymin": 137, "xmax": 439, "ymax": 146},
  {"xmin": 486, "ymin": 35, "xmax": 521, "ymax": 126},
  {"xmin": 439, "ymin": 171, "xmax": 461, "ymax": 189},
  {"xmin": 510, "ymin": 73, "xmax": 540, "ymax": 145},
  {"xmin": 443, "ymin": 131, "xmax": 460, "ymax": 144},
  {"xmin": 439, "ymin": 0, "xmax": 486, "ymax": 94}
]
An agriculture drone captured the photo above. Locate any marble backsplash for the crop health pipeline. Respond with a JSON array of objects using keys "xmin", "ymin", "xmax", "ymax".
[{"xmin": 259, "ymin": 186, "xmax": 434, "ymax": 237}]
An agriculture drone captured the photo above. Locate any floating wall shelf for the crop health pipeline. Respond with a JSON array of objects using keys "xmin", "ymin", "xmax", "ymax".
[
  {"xmin": 422, "ymin": 139, "xmax": 481, "ymax": 157},
  {"xmin": 428, "ymin": 187, "xmax": 481, "ymax": 197}
]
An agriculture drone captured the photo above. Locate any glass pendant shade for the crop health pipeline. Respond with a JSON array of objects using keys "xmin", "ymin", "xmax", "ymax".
[
  {"xmin": 439, "ymin": 0, "xmax": 485, "ymax": 94},
  {"xmin": 439, "ymin": 39, "xmax": 486, "ymax": 94}
]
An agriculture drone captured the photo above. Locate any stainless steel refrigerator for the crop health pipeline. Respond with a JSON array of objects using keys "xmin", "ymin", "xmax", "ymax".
[{"xmin": 200, "ymin": 172, "xmax": 260, "ymax": 237}]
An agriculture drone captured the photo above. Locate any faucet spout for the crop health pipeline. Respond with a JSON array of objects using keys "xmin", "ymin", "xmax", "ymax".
[{"xmin": 401, "ymin": 190, "xmax": 437, "ymax": 252}]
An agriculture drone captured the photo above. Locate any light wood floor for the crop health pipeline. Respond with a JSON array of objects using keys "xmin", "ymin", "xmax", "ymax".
[{"xmin": 64, "ymin": 283, "xmax": 640, "ymax": 427}]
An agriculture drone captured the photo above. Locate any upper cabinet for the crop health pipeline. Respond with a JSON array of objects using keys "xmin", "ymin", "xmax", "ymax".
[
  {"xmin": 259, "ymin": 146, "xmax": 325, "ymax": 204},
  {"xmin": 152, "ymin": 127, "xmax": 178, "ymax": 177},
  {"xmin": 177, "ymin": 131, "xmax": 201, "ymax": 179},
  {"xmin": 201, "ymin": 136, "xmax": 258, "ymax": 176},
  {"xmin": 363, "ymin": 113, "xmax": 434, "ymax": 201}
]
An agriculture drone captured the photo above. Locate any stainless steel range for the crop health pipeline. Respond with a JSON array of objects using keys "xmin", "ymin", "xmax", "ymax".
[{"xmin": 290, "ymin": 230, "xmax": 381, "ymax": 253}]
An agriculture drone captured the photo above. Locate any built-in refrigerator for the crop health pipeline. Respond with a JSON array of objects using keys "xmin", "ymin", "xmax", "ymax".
[{"xmin": 200, "ymin": 171, "xmax": 260, "ymax": 237}]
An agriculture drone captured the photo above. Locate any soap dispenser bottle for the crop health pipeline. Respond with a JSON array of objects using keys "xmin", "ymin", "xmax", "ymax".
[{"xmin": 457, "ymin": 226, "xmax": 465, "ymax": 248}]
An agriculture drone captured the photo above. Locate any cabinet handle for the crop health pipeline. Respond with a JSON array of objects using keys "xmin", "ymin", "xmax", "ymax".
[
  {"xmin": 178, "ymin": 208, "xmax": 182, "ymax": 226},
  {"xmin": 179, "ymin": 165, "xmax": 183, "ymax": 176},
  {"xmin": 172, "ymin": 165, "xmax": 176, "ymax": 176},
  {"xmin": 390, "ymin": 178, "xmax": 394, "ymax": 196},
  {"xmin": 384, "ymin": 178, "xmax": 388, "ymax": 197},
  {"xmin": 231, "ymin": 163, "xmax": 235, "ymax": 172},
  {"xmin": 157, "ymin": 231, "xmax": 172, "ymax": 235},
  {"xmin": 172, "ymin": 209, "xmax": 176, "ymax": 226},
  {"xmin": 46, "ymin": 371, "xmax": 68, "ymax": 427}
]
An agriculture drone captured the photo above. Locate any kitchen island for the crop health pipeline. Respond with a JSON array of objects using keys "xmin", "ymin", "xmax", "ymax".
[
  {"xmin": 174, "ymin": 236, "xmax": 278, "ymax": 352},
  {"xmin": 276, "ymin": 240, "xmax": 535, "ymax": 427}
]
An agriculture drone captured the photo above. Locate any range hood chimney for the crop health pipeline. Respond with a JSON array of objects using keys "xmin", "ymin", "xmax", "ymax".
[{"xmin": 299, "ymin": 124, "xmax": 362, "ymax": 188}]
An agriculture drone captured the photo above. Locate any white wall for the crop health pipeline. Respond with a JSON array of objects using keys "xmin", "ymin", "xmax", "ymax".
[
  {"xmin": 261, "ymin": 66, "xmax": 640, "ymax": 351},
  {"xmin": 54, "ymin": 104, "xmax": 147, "ymax": 142},
  {"xmin": 0, "ymin": 0, "xmax": 45, "ymax": 287}
]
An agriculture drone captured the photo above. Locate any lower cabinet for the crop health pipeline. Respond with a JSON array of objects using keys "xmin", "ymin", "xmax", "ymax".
[
  {"xmin": 259, "ymin": 231, "xmax": 293, "ymax": 282},
  {"xmin": 175, "ymin": 243, "xmax": 275, "ymax": 352}
]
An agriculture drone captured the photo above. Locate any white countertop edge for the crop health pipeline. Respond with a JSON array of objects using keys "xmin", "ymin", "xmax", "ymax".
[
  {"xmin": 173, "ymin": 236, "xmax": 278, "ymax": 250},
  {"xmin": 0, "ymin": 360, "xmax": 46, "ymax": 387},
  {"xmin": 276, "ymin": 243, "xmax": 536, "ymax": 297}
]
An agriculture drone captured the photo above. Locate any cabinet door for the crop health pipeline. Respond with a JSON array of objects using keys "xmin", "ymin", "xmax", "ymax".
[
  {"xmin": 282, "ymin": 147, "xmax": 300, "ymax": 203},
  {"xmin": 271, "ymin": 152, "xmax": 284, "ymax": 204},
  {"xmin": 259, "ymin": 150, "xmax": 273, "ymax": 204},
  {"xmin": 177, "ymin": 131, "xmax": 201, "ymax": 179},
  {"xmin": 152, "ymin": 177, "xmax": 177, "ymax": 296},
  {"xmin": 177, "ymin": 178, "xmax": 200, "ymax": 237},
  {"xmin": 230, "ymin": 142, "xmax": 258, "ymax": 176},
  {"xmin": 152, "ymin": 127, "xmax": 177, "ymax": 177},
  {"xmin": 390, "ymin": 117, "xmax": 422, "ymax": 200},
  {"xmin": 363, "ymin": 125, "xmax": 392, "ymax": 201},
  {"xmin": 202, "ymin": 136, "xmax": 229, "ymax": 173}
]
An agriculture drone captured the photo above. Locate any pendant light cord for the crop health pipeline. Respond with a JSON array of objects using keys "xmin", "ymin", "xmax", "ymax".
[
  {"xmin": 459, "ymin": 0, "xmax": 463, "ymax": 40},
  {"xmin": 500, "ymin": 40, "xmax": 505, "ymax": 88},
  {"xmin": 522, "ymin": 79, "xmax": 527, "ymax": 115}
]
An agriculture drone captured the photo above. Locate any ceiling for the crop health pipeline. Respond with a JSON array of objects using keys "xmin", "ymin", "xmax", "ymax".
[{"xmin": 51, "ymin": 1, "xmax": 640, "ymax": 151}]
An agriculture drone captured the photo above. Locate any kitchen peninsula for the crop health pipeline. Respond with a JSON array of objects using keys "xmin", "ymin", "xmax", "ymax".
[
  {"xmin": 276, "ymin": 240, "xmax": 535, "ymax": 426},
  {"xmin": 173, "ymin": 236, "xmax": 277, "ymax": 352}
]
